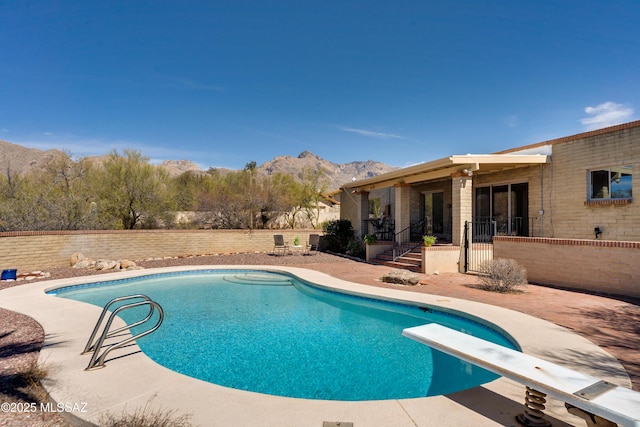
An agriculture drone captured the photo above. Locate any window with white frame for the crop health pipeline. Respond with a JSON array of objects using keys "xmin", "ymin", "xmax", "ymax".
[{"xmin": 589, "ymin": 165, "xmax": 633, "ymax": 200}]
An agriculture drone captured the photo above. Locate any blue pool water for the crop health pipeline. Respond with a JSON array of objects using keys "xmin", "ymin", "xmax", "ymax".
[{"xmin": 50, "ymin": 270, "xmax": 518, "ymax": 401}]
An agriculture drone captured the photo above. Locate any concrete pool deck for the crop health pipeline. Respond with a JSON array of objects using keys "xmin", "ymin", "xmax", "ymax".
[{"xmin": 0, "ymin": 265, "xmax": 635, "ymax": 427}]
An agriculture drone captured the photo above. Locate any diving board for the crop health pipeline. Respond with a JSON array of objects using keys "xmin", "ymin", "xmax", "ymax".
[{"xmin": 402, "ymin": 323, "xmax": 640, "ymax": 427}]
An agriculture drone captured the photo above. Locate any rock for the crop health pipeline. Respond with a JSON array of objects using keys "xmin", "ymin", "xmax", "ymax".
[
  {"xmin": 120, "ymin": 259, "xmax": 137, "ymax": 269},
  {"xmin": 73, "ymin": 260, "xmax": 91, "ymax": 269},
  {"xmin": 69, "ymin": 254, "xmax": 139, "ymax": 272},
  {"xmin": 96, "ymin": 260, "xmax": 118, "ymax": 271},
  {"xmin": 380, "ymin": 270, "xmax": 420, "ymax": 286},
  {"xmin": 70, "ymin": 252, "xmax": 85, "ymax": 266}
]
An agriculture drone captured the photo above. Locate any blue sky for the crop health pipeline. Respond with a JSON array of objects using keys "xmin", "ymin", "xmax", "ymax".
[{"xmin": 1, "ymin": 1, "xmax": 638, "ymax": 169}]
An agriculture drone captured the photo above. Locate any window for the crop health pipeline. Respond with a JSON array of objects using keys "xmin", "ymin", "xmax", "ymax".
[{"xmin": 589, "ymin": 165, "xmax": 632, "ymax": 200}]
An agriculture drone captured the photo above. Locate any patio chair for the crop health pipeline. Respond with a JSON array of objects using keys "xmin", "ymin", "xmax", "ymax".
[
  {"xmin": 305, "ymin": 234, "xmax": 320, "ymax": 255},
  {"xmin": 273, "ymin": 235, "xmax": 289, "ymax": 256}
]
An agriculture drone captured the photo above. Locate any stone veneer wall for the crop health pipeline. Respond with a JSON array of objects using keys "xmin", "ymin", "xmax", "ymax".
[
  {"xmin": 494, "ymin": 236, "xmax": 640, "ymax": 298},
  {"xmin": 0, "ymin": 230, "xmax": 322, "ymax": 272}
]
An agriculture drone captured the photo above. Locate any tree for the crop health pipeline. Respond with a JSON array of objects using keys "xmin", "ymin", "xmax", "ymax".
[
  {"xmin": 90, "ymin": 150, "xmax": 175, "ymax": 229},
  {"xmin": 299, "ymin": 167, "xmax": 330, "ymax": 229},
  {"xmin": 36, "ymin": 151, "xmax": 94, "ymax": 229},
  {"xmin": 264, "ymin": 172, "xmax": 303, "ymax": 229},
  {"xmin": 0, "ymin": 153, "xmax": 96, "ymax": 230}
]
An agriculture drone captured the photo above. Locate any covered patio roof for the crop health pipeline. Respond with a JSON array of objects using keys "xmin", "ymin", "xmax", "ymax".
[{"xmin": 342, "ymin": 153, "xmax": 550, "ymax": 191}]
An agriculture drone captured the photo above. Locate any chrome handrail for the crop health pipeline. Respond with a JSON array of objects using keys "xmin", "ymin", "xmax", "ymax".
[
  {"xmin": 82, "ymin": 294, "xmax": 153, "ymax": 354},
  {"xmin": 83, "ymin": 295, "xmax": 164, "ymax": 370}
]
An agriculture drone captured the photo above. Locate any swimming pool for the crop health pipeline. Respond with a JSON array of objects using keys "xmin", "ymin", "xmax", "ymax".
[{"xmin": 50, "ymin": 269, "xmax": 518, "ymax": 401}]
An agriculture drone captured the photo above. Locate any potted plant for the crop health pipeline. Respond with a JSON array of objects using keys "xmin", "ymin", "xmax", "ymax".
[
  {"xmin": 293, "ymin": 236, "xmax": 300, "ymax": 246},
  {"xmin": 363, "ymin": 234, "xmax": 378, "ymax": 245},
  {"xmin": 423, "ymin": 235, "xmax": 437, "ymax": 247}
]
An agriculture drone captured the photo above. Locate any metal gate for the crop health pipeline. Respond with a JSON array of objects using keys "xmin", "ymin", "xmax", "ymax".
[{"xmin": 463, "ymin": 220, "xmax": 495, "ymax": 273}]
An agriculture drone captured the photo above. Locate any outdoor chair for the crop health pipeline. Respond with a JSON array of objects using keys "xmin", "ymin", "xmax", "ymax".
[
  {"xmin": 305, "ymin": 234, "xmax": 320, "ymax": 255},
  {"xmin": 273, "ymin": 235, "xmax": 289, "ymax": 256}
]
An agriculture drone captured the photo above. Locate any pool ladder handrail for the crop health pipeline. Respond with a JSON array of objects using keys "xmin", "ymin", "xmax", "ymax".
[{"xmin": 82, "ymin": 294, "xmax": 164, "ymax": 370}]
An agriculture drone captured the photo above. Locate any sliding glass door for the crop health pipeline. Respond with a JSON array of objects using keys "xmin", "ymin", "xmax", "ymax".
[
  {"xmin": 424, "ymin": 192, "xmax": 444, "ymax": 235},
  {"xmin": 475, "ymin": 183, "xmax": 529, "ymax": 236}
]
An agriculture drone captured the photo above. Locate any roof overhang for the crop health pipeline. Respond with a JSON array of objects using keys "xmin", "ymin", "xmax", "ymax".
[{"xmin": 341, "ymin": 154, "xmax": 550, "ymax": 192}]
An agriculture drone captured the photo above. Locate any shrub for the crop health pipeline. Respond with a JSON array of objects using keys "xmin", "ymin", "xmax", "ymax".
[
  {"xmin": 363, "ymin": 234, "xmax": 377, "ymax": 244},
  {"xmin": 101, "ymin": 396, "xmax": 192, "ymax": 427},
  {"xmin": 478, "ymin": 258, "xmax": 527, "ymax": 293},
  {"xmin": 322, "ymin": 219, "xmax": 354, "ymax": 253},
  {"xmin": 423, "ymin": 235, "xmax": 437, "ymax": 246},
  {"xmin": 346, "ymin": 237, "xmax": 365, "ymax": 259},
  {"xmin": 15, "ymin": 360, "xmax": 50, "ymax": 403}
]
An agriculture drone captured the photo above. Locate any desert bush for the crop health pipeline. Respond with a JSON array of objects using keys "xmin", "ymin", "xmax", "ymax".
[
  {"xmin": 478, "ymin": 258, "xmax": 527, "ymax": 293},
  {"xmin": 322, "ymin": 219, "xmax": 354, "ymax": 253},
  {"xmin": 346, "ymin": 237, "xmax": 365, "ymax": 259},
  {"xmin": 101, "ymin": 396, "xmax": 192, "ymax": 427}
]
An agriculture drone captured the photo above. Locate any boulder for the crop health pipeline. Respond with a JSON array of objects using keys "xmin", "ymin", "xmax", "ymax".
[
  {"xmin": 120, "ymin": 259, "xmax": 137, "ymax": 269},
  {"xmin": 70, "ymin": 252, "xmax": 85, "ymax": 266},
  {"xmin": 73, "ymin": 260, "xmax": 92, "ymax": 269},
  {"xmin": 380, "ymin": 270, "xmax": 420, "ymax": 286},
  {"xmin": 95, "ymin": 259, "xmax": 118, "ymax": 271}
]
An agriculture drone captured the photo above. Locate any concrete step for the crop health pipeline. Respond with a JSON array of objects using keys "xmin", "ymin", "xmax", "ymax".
[
  {"xmin": 375, "ymin": 260, "xmax": 423, "ymax": 273},
  {"xmin": 371, "ymin": 246, "xmax": 423, "ymax": 272}
]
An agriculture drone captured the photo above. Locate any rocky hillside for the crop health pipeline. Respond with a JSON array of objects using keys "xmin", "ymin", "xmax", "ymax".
[
  {"xmin": 259, "ymin": 151, "xmax": 395, "ymax": 190},
  {"xmin": 0, "ymin": 141, "xmax": 395, "ymax": 190},
  {"xmin": 0, "ymin": 140, "xmax": 67, "ymax": 175}
]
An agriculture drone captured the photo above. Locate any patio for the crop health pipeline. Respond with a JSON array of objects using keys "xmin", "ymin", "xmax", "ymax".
[{"xmin": 1, "ymin": 254, "xmax": 639, "ymax": 426}]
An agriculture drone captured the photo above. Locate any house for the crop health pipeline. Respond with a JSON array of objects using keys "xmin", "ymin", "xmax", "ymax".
[{"xmin": 340, "ymin": 121, "xmax": 640, "ymax": 297}]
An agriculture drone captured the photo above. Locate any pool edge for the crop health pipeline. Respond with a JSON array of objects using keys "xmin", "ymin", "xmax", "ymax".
[{"xmin": 1, "ymin": 265, "xmax": 631, "ymax": 427}]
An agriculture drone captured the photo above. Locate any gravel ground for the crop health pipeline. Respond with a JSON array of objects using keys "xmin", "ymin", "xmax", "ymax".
[{"xmin": 0, "ymin": 252, "xmax": 357, "ymax": 427}]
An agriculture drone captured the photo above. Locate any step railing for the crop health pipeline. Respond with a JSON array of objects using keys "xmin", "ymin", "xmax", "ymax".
[
  {"xmin": 393, "ymin": 219, "xmax": 426, "ymax": 261},
  {"xmin": 82, "ymin": 294, "xmax": 164, "ymax": 370}
]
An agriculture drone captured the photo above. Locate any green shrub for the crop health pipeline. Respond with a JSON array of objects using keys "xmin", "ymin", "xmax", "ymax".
[
  {"xmin": 346, "ymin": 237, "xmax": 365, "ymax": 259},
  {"xmin": 478, "ymin": 258, "xmax": 527, "ymax": 293},
  {"xmin": 423, "ymin": 235, "xmax": 437, "ymax": 246},
  {"xmin": 363, "ymin": 234, "xmax": 377, "ymax": 244},
  {"xmin": 322, "ymin": 219, "xmax": 354, "ymax": 253}
]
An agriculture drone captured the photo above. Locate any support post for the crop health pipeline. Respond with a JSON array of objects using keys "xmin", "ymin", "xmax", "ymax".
[{"xmin": 565, "ymin": 404, "xmax": 618, "ymax": 427}]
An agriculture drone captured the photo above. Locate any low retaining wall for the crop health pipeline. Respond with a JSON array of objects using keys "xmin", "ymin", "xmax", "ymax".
[
  {"xmin": 494, "ymin": 236, "xmax": 640, "ymax": 298},
  {"xmin": 0, "ymin": 230, "xmax": 321, "ymax": 272},
  {"xmin": 422, "ymin": 246, "xmax": 461, "ymax": 274}
]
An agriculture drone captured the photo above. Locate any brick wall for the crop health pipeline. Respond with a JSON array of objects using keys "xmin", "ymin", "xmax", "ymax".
[
  {"xmin": 0, "ymin": 230, "xmax": 322, "ymax": 272},
  {"xmin": 549, "ymin": 127, "xmax": 640, "ymax": 240},
  {"xmin": 494, "ymin": 236, "xmax": 640, "ymax": 297}
]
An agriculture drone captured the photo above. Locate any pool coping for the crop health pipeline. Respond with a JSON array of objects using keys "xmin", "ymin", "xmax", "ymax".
[{"xmin": 0, "ymin": 265, "xmax": 632, "ymax": 427}]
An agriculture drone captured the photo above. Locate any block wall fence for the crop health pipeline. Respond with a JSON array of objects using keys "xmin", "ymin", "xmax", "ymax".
[
  {"xmin": 0, "ymin": 230, "xmax": 321, "ymax": 272},
  {"xmin": 2, "ymin": 230, "xmax": 639, "ymax": 299},
  {"xmin": 494, "ymin": 236, "xmax": 640, "ymax": 298}
]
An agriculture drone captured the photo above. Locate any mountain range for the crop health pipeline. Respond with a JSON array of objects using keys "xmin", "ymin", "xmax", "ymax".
[{"xmin": 0, "ymin": 140, "xmax": 396, "ymax": 190}]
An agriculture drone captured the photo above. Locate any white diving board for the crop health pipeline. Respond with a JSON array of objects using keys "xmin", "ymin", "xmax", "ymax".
[{"xmin": 402, "ymin": 323, "xmax": 640, "ymax": 427}]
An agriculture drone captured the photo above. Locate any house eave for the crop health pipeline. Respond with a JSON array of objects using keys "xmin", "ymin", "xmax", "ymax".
[{"xmin": 342, "ymin": 154, "xmax": 550, "ymax": 192}]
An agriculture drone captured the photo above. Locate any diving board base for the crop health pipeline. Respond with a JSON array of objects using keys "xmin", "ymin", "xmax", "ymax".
[{"xmin": 402, "ymin": 323, "xmax": 640, "ymax": 427}]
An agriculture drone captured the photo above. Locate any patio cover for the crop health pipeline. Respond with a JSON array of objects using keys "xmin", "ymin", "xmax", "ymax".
[{"xmin": 341, "ymin": 154, "xmax": 550, "ymax": 191}]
